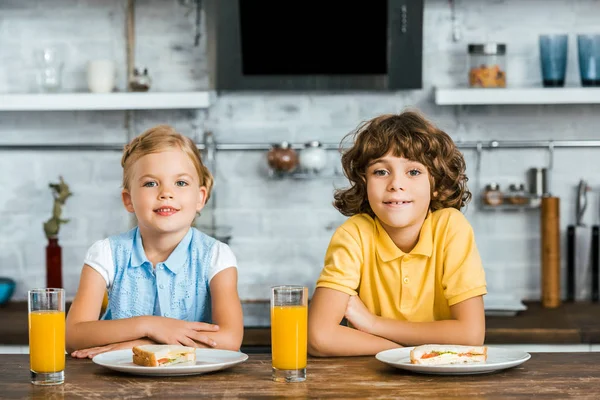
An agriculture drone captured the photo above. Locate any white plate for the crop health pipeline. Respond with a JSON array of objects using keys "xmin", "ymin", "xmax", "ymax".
[
  {"xmin": 376, "ymin": 346, "xmax": 531, "ymax": 375},
  {"xmin": 92, "ymin": 348, "xmax": 248, "ymax": 376}
]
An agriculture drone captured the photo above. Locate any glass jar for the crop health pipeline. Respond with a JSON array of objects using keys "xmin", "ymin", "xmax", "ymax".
[
  {"xmin": 507, "ymin": 183, "xmax": 529, "ymax": 205},
  {"xmin": 482, "ymin": 183, "xmax": 504, "ymax": 206},
  {"xmin": 299, "ymin": 141, "xmax": 327, "ymax": 173},
  {"xmin": 267, "ymin": 142, "xmax": 298, "ymax": 174},
  {"xmin": 468, "ymin": 43, "xmax": 507, "ymax": 88}
]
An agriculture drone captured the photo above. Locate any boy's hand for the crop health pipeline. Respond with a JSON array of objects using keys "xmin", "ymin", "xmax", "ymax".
[
  {"xmin": 70, "ymin": 338, "xmax": 155, "ymax": 359},
  {"xmin": 344, "ymin": 295, "xmax": 378, "ymax": 334},
  {"xmin": 143, "ymin": 316, "xmax": 220, "ymax": 348}
]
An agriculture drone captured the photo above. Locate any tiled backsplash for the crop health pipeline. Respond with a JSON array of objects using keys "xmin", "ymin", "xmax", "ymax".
[{"xmin": 1, "ymin": 0, "xmax": 600, "ymax": 302}]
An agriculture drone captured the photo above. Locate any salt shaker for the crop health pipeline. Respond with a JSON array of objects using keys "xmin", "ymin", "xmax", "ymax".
[{"xmin": 299, "ymin": 141, "xmax": 327, "ymax": 173}]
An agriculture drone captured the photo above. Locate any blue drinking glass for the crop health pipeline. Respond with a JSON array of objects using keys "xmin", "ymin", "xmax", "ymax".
[
  {"xmin": 577, "ymin": 34, "xmax": 600, "ymax": 87},
  {"xmin": 539, "ymin": 34, "xmax": 568, "ymax": 87}
]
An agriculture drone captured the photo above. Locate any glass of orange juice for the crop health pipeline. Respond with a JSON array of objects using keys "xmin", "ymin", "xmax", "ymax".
[
  {"xmin": 270, "ymin": 285, "xmax": 308, "ymax": 382},
  {"xmin": 28, "ymin": 288, "xmax": 65, "ymax": 385}
]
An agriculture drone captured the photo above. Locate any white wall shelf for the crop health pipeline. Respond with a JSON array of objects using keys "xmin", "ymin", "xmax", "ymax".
[
  {"xmin": 0, "ymin": 91, "xmax": 214, "ymax": 111},
  {"xmin": 435, "ymin": 87, "xmax": 600, "ymax": 105}
]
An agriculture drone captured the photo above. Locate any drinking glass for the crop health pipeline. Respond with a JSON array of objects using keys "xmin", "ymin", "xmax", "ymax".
[
  {"xmin": 577, "ymin": 34, "xmax": 600, "ymax": 87},
  {"xmin": 270, "ymin": 285, "xmax": 308, "ymax": 383},
  {"xmin": 539, "ymin": 34, "xmax": 568, "ymax": 87},
  {"xmin": 28, "ymin": 288, "xmax": 65, "ymax": 385},
  {"xmin": 35, "ymin": 47, "xmax": 64, "ymax": 92}
]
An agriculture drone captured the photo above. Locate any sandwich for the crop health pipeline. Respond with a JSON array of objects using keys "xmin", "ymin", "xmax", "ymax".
[
  {"xmin": 410, "ymin": 344, "xmax": 488, "ymax": 365},
  {"xmin": 132, "ymin": 344, "xmax": 196, "ymax": 367}
]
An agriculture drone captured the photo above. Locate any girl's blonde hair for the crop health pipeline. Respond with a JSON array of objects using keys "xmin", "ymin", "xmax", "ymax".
[
  {"xmin": 334, "ymin": 110, "xmax": 471, "ymax": 217},
  {"xmin": 121, "ymin": 125, "xmax": 213, "ymax": 201}
]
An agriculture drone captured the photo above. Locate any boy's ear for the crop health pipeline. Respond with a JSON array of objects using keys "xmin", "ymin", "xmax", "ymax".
[{"xmin": 122, "ymin": 189, "xmax": 135, "ymax": 213}]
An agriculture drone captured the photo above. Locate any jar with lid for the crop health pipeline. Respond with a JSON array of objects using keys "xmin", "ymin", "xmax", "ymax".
[
  {"xmin": 468, "ymin": 43, "xmax": 507, "ymax": 88},
  {"xmin": 267, "ymin": 142, "xmax": 299, "ymax": 175},
  {"xmin": 506, "ymin": 183, "xmax": 529, "ymax": 205},
  {"xmin": 482, "ymin": 183, "xmax": 504, "ymax": 206},
  {"xmin": 299, "ymin": 141, "xmax": 327, "ymax": 174}
]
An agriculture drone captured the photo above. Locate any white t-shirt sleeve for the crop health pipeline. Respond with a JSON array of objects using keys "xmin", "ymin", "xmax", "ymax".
[
  {"xmin": 83, "ymin": 239, "xmax": 115, "ymax": 289},
  {"xmin": 209, "ymin": 242, "xmax": 238, "ymax": 282}
]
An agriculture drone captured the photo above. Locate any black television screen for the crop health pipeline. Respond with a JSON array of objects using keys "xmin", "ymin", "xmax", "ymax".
[{"xmin": 238, "ymin": 0, "xmax": 388, "ymax": 75}]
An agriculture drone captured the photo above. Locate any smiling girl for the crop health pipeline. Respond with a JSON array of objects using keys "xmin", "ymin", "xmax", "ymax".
[
  {"xmin": 308, "ymin": 111, "xmax": 487, "ymax": 356},
  {"xmin": 66, "ymin": 125, "xmax": 243, "ymax": 358}
]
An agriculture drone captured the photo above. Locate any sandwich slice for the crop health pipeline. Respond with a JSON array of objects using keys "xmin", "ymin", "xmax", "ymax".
[
  {"xmin": 132, "ymin": 345, "xmax": 196, "ymax": 367},
  {"xmin": 410, "ymin": 344, "xmax": 488, "ymax": 365}
]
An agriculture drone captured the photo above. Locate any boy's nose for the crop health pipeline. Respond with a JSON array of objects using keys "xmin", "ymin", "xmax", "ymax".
[
  {"xmin": 159, "ymin": 191, "xmax": 174, "ymax": 199},
  {"xmin": 388, "ymin": 175, "xmax": 405, "ymax": 191}
]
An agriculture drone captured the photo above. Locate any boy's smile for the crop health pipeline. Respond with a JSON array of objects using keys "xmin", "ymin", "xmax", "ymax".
[{"xmin": 366, "ymin": 153, "xmax": 431, "ymax": 252}]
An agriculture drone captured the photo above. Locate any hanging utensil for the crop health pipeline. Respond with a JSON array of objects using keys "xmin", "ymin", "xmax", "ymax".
[
  {"xmin": 573, "ymin": 180, "xmax": 592, "ymax": 301},
  {"xmin": 448, "ymin": 0, "xmax": 461, "ymax": 42}
]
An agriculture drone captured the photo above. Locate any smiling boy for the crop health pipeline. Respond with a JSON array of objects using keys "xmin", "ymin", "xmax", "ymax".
[{"xmin": 308, "ymin": 111, "xmax": 487, "ymax": 357}]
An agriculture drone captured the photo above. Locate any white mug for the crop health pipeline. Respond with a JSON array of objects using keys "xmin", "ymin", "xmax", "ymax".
[{"xmin": 87, "ymin": 60, "xmax": 115, "ymax": 93}]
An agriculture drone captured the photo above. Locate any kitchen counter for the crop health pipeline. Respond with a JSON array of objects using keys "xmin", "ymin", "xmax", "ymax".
[
  {"xmin": 3, "ymin": 353, "xmax": 600, "ymax": 399},
  {"xmin": 2, "ymin": 301, "xmax": 600, "ymax": 346}
]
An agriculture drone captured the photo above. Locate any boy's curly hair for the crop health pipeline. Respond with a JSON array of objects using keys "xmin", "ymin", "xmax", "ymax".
[{"xmin": 333, "ymin": 110, "xmax": 471, "ymax": 217}]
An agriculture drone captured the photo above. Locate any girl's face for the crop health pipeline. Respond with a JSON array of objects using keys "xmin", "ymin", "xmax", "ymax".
[
  {"xmin": 365, "ymin": 153, "xmax": 431, "ymax": 238},
  {"xmin": 122, "ymin": 148, "xmax": 206, "ymax": 239}
]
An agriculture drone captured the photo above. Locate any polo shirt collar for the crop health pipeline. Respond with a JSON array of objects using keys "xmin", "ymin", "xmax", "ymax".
[
  {"xmin": 375, "ymin": 212, "xmax": 433, "ymax": 262},
  {"xmin": 130, "ymin": 227, "xmax": 193, "ymax": 274}
]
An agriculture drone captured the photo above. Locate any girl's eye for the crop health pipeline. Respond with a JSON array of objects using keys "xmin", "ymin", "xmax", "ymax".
[
  {"xmin": 175, "ymin": 180, "xmax": 188, "ymax": 187},
  {"xmin": 408, "ymin": 169, "xmax": 421, "ymax": 177},
  {"xmin": 373, "ymin": 169, "xmax": 389, "ymax": 176},
  {"xmin": 143, "ymin": 181, "xmax": 157, "ymax": 187}
]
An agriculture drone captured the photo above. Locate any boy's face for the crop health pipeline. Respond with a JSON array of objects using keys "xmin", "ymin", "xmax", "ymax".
[
  {"xmin": 365, "ymin": 153, "xmax": 431, "ymax": 239},
  {"xmin": 121, "ymin": 148, "xmax": 206, "ymax": 239}
]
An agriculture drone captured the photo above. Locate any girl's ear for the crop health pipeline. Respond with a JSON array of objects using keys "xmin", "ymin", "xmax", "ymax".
[
  {"xmin": 122, "ymin": 189, "xmax": 135, "ymax": 213},
  {"xmin": 196, "ymin": 186, "xmax": 208, "ymax": 212}
]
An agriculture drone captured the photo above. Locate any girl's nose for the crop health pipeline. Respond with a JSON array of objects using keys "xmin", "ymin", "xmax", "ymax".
[{"xmin": 159, "ymin": 191, "xmax": 174, "ymax": 199}]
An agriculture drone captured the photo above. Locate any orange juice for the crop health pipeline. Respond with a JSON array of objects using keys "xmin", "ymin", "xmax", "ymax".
[
  {"xmin": 271, "ymin": 305, "xmax": 307, "ymax": 370},
  {"xmin": 29, "ymin": 310, "xmax": 65, "ymax": 373}
]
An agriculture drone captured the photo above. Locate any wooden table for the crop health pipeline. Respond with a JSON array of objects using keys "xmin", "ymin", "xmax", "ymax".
[{"xmin": 2, "ymin": 353, "xmax": 600, "ymax": 399}]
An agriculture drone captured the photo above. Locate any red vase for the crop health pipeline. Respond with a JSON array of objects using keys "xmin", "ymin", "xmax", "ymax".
[{"xmin": 46, "ymin": 237, "xmax": 63, "ymax": 288}]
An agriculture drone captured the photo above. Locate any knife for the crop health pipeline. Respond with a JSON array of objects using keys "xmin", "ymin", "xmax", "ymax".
[{"xmin": 592, "ymin": 225, "xmax": 599, "ymax": 303}]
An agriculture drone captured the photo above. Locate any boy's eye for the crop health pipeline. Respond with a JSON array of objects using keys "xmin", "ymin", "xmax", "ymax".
[
  {"xmin": 175, "ymin": 180, "xmax": 189, "ymax": 187},
  {"xmin": 143, "ymin": 181, "xmax": 157, "ymax": 187},
  {"xmin": 408, "ymin": 169, "xmax": 421, "ymax": 177},
  {"xmin": 373, "ymin": 169, "xmax": 389, "ymax": 176}
]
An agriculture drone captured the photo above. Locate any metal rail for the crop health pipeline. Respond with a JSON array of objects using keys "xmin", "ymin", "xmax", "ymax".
[{"xmin": 2, "ymin": 140, "xmax": 600, "ymax": 152}]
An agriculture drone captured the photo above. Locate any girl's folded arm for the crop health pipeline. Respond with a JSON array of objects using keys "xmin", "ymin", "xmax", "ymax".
[
  {"xmin": 202, "ymin": 267, "xmax": 244, "ymax": 351},
  {"xmin": 308, "ymin": 287, "xmax": 399, "ymax": 357},
  {"xmin": 65, "ymin": 265, "xmax": 150, "ymax": 353},
  {"xmin": 366, "ymin": 296, "xmax": 485, "ymax": 346}
]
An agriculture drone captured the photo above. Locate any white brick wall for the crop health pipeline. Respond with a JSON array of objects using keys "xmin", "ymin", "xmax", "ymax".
[{"xmin": 1, "ymin": 0, "xmax": 600, "ymax": 302}]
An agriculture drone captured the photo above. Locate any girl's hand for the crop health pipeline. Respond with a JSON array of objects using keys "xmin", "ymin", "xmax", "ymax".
[
  {"xmin": 143, "ymin": 316, "xmax": 220, "ymax": 348},
  {"xmin": 70, "ymin": 338, "xmax": 155, "ymax": 359},
  {"xmin": 344, "ymin": 295, "xmax": 378, "ymax": 334}
]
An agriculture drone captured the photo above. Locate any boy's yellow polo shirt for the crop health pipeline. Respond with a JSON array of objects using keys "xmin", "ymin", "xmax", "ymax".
[{"xmin": 316, "ymin": 208, "xmax": 487, "ymax": 322}]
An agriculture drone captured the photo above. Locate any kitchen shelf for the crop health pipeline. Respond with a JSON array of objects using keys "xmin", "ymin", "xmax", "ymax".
[
  {"xmin": 480, "ymin": 198, "xmax": 542, "ymax": 211},
  {"xmin": 0, "ymin": 91, "xmax": 214, "ymax": 111},
  {"xmin": 435, "ymin": 87, "xmax": 600, "ymax": 105}
]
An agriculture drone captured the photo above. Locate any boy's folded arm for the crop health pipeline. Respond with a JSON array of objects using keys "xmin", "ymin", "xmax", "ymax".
[
  {"xmin": 66, "ymin": 265, "xmax": 151, "ymax": 352},
  {"xmin": 308, "ymin": 287, "xmax": 400, "ymax": 357},
  {"xmin": 367, "ymin": 296, "xmax": 486, "ymax": 346}
]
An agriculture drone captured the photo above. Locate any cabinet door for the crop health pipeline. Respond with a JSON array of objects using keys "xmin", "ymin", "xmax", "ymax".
[{"xmin": 388, "ymin": 0, "xmax": 424, "ymax": 89}]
